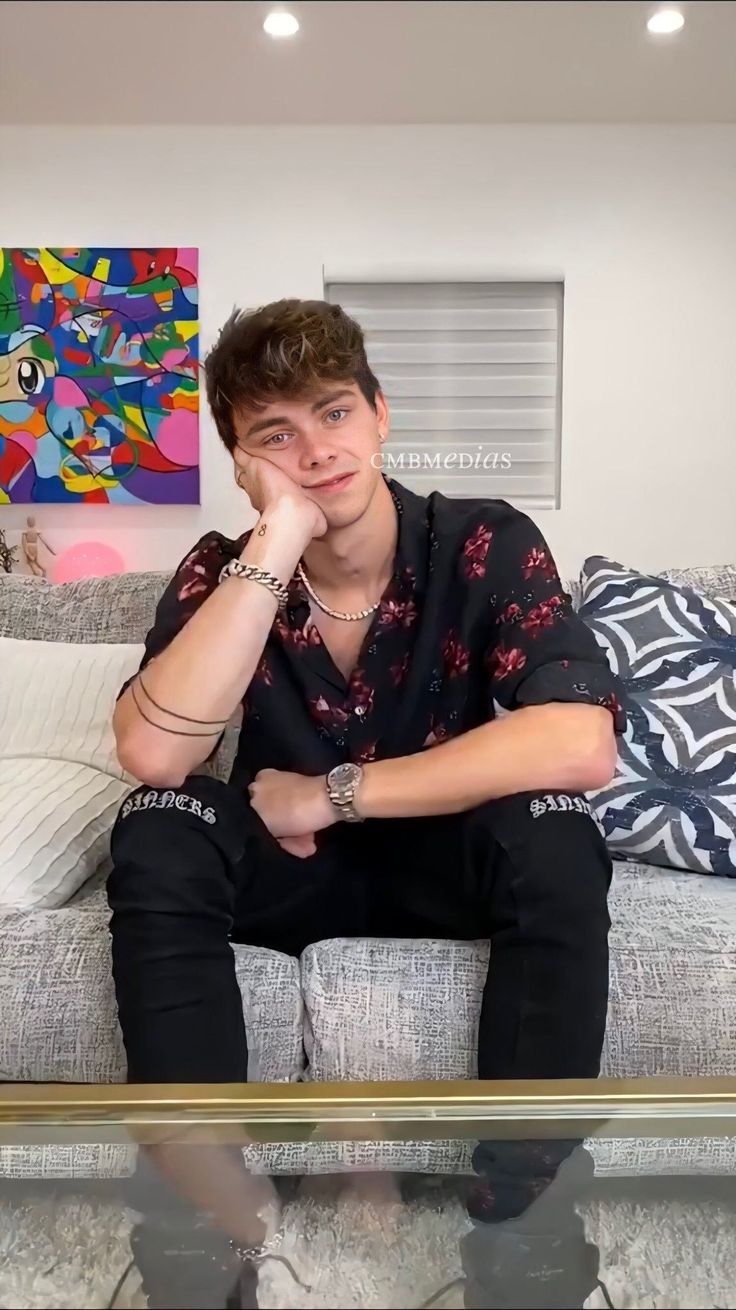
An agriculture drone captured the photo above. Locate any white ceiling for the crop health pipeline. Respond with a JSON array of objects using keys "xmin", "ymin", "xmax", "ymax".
[{"xmin": 2, "ymin": 0, "xmax": 735, "ymax": 125}]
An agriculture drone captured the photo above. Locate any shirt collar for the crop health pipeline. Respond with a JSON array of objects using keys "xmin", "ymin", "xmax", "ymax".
[{"xmin": 385, "ymin": 476, "xmax": 430, "ymax": 597}]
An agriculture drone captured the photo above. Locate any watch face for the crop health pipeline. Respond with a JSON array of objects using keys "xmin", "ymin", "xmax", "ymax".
[{"xmin": 331, "ymin": 763, "xmax": 357, "ymax": 784}]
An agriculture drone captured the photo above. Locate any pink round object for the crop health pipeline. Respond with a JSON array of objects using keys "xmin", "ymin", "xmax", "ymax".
[{"xmin": 50, "ymin": 541, "xmax": 126, "ymax": 583}]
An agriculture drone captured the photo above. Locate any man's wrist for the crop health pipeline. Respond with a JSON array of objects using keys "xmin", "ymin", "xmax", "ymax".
[
  {"xmin": 315, "ymin": 775, "xmax": 341, "ymax": 827},
  {"xmin": 240, "ymin": 507, "xmax": 306, "ymax": 581},
  {"xmin": 267, "ymin": 495, "xmax": 318, "ymax": 546}
]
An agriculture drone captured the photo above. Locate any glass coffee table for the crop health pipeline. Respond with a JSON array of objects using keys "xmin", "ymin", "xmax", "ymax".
[{"xmin": 1, "ymin": 1076, "xmax": 734, "ymax": 1309}]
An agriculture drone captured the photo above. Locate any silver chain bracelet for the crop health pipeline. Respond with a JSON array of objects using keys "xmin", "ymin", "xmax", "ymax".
[
  {"xmin": 228, "ymin": 1230, "xmax": 314, "ymax": 1292},
  {"xmin": 229, "ymin": 1227, "xmax": 283, "ymax": 1262},
  {"xmin": 218, "ymin": 558, "xmax": 289, "ymax": 605}
]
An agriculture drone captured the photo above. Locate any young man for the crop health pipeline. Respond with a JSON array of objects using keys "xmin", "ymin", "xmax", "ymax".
[{"xmin": 109, "ymin": 299, "xmax": 624, "ymax": 1308}]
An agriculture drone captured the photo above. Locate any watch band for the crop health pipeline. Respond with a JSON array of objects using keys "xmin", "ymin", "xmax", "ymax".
[{"xmin": 326, "ymin": 763, "xmax": 365, "ymax": 823}]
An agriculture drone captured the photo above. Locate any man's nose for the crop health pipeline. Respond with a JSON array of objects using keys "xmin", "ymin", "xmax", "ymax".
[{"xmin": 298, "ymin": 431, "xmax": 338, "ymax": 468}]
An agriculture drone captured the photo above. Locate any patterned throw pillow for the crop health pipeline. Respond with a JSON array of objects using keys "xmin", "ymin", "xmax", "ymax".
[{"xmin": 580, "ymin": 557, "xmax": 736, "ymax": 877}]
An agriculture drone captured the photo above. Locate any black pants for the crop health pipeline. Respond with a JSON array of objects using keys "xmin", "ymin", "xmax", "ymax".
[
  {"xmin": 109, "ymin": 775, "xmax": 609, "ymax": 1303},
  {"xmin": 108, "ymin": 774, "xmax": 611, "ymax": 1089}
]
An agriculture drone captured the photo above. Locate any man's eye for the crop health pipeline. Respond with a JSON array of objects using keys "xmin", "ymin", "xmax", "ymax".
[
  {"xmin": 326, "ymin": 408, "xmax": 348, "ymax": 422},
  {"xmin": 265, "ymin": 432, "xmax": 291, "ymax": 447},
  {"xmin": 17, "ymin": 359, "xmax": 45, "ymax": 396}
]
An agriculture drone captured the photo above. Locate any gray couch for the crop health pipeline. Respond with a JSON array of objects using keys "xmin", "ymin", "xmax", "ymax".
[{"xmin": 1, "ymin": 563, "xmax": 735, "ymax": 1181}]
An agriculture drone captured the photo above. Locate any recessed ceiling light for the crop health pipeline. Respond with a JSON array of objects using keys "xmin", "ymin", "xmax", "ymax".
[
  {"xmin": 647, "ymin": 8, "xmax": 685, "ymax": 35},
  {"xmin": 264, "ymin": 10, "xmax": 300, "ymax": 38}
]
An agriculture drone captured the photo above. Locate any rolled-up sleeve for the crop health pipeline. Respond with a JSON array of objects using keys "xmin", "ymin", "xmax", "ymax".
[
  {"xmin": 116, "ymin": 531, "xmax": 243, "ymax": 762},
  {"xmin": 485, "ymin": 510, "xmax": 627, "ymax": 734}
]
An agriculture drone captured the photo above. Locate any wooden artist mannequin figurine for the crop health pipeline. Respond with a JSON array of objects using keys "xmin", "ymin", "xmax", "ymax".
[{"xmin": 21, "ymin": 516, "xmax": 56, "ymax": 578}]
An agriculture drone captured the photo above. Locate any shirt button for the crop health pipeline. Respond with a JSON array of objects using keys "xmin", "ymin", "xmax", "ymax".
[{"xmin": 354, "ymin": 705, "xmax": 366, "ymax": 716}]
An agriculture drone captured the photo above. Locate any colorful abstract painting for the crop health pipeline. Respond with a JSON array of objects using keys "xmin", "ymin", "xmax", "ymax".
[{"xmin": 0, "ymin": 248, "xmax": 199, "ymax": 504}]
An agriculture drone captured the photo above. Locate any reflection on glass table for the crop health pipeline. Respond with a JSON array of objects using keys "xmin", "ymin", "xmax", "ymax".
[{"xmin": 0, "ymin": 1077, "xmax": 735, "ymax": 1309}]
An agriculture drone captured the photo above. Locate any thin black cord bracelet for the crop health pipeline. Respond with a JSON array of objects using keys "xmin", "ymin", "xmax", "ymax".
[
  {"xmin": 106, "ymin": 1257, "xmax": 135, "ymax": 1310},
  {"xmin": 137, "ymin": 672, "xmax": 228, "ymax": 726},
  {"xmin": 130, "ymin": 678, "xmax": 224, "ymax": 738}
]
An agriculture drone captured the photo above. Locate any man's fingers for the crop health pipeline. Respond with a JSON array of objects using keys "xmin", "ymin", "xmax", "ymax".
[
  {"xmin": 280, "ymin": 838, "xmax": 315, "ymax": 859},
  {"xmin": 233, "ymin": 448, "xmax": 255, "ymax": 495},
  {"xmin": 277, "ymin": 835, "xmax": 317, "ymax": 859}
]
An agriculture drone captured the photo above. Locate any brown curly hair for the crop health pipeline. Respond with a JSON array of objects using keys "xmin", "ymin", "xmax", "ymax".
[{"xmin": 204, "ymin": 298, "xmax": 381, "ymax": 453}]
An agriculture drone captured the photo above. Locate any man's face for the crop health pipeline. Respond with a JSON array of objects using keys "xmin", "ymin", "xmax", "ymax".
[{"xmin": 232, "ymin": 381, "xmax": 389, "ymax": 529}]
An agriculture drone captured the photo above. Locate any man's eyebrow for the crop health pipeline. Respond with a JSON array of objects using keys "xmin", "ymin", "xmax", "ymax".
[
  {"xmin": 310, "ymin": 388, "xmax": 354, "ymax": 412},
  {"xmin": 244, "ymin": 389, "xmax": 355, "ymax": 440},
  {"xmin": 245, "ymin": 413, "xmax": 291, "ymax": 439}
]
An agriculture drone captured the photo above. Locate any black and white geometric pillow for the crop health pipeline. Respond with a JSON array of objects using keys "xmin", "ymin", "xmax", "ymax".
[{"xmin": 580, "ymin": 557, "xmax": 736, "ymax": 877}]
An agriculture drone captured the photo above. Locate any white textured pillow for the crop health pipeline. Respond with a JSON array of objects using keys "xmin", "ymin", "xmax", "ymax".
[{"xmin": 0, "ymin": 637, "xmax": 144, "ymax": 909}]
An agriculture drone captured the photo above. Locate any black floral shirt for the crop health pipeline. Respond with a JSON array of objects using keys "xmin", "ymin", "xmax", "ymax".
[{"xmin": 117, "ymin": 478, "xmax": 626, "ymax": 790}]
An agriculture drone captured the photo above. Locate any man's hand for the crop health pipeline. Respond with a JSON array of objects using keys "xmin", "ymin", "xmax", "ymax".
[
  {"xmin": 233, "ymin": 447, "xmax": 328, "ymax": 540},
  {"xmin": 248, "ymin": 769, "xmax": 338, "ymax": 856}
]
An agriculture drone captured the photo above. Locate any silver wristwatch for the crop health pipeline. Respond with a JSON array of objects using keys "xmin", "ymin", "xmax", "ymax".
[{"xmin": 326, "ymin": 763, "xmax": 365, "ymax": 823}]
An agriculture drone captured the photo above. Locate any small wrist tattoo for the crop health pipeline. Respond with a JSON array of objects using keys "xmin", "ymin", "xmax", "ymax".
[{"xmin": 257, "ymin": 523, "xmax": 267, "ymax": 536}]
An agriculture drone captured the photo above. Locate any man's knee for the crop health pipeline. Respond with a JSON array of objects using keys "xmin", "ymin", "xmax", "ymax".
[
  {"xmin": 107, "ymin": 774, "xmax": 248, "ymax": 917},
  {"xmin": 469, "ymin": 789, "xmax": 612, "ymax": 911}
]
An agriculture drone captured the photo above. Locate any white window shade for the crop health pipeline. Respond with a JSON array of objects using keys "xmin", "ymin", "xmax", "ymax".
[{"xmin": 324, "ymin": 280, "xmax": 563, "ymax": 509}]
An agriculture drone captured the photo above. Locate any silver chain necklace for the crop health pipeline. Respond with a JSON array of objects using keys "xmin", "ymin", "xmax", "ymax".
[{"xmin": 296, "ymin": 562, "xmax": 381, "ymax": 622}]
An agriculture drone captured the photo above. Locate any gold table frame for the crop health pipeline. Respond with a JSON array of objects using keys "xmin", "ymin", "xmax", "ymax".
[{"xmin": 2, "ymin": 1077, "xmax": 736, "ymax": 1147}]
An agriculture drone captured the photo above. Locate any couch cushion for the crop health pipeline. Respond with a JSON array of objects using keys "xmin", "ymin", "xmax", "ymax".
[
  {"xmin": 603, "ymin": 859, "xmax": 736, "ymax": 1077},
  {"xmin": 0, "ymin": 908, "xmax": 127, "ymax": 1085},
  {"xmin": 302, "ymin": 863, "xmax": 736, "ymax": 1085},
  {"xmin": 0, "ymin": 906, "xmax": 305, "ymax": 1085},
  {"xmin": 294, "ymin": 937, "xmax": 490, "ymax": 1175},
  {"xmin": 0, "ymin": 570, "xmax": 172, "ymax": 645},
  {"xmin": 297, "ymin": 861, "xmax": 736, "ymax": 1173},
  {"xmin": 660, "ymin": 563, "xmax": 736, "ymax": 601},
  {"xmin": 0, "ymin": 906, "xmax": 305, "ymax": 1178},
  {"xmin": 303, "ymin": 937, "xmax": 488, "ymax": 1082}
]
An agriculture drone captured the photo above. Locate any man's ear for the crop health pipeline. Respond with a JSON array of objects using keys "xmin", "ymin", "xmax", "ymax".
[{"xmin": 375, "ymin": 389, "xmax": 390, "ymax": 437}]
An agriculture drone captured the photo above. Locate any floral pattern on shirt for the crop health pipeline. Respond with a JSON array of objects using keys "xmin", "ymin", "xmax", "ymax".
[
  {"xmin": 522, "ymin": 546, "xmax": 557, "ymax": 581},
  {"xmin": 520, "ymin": 595, "xmax": 566, "ymax": 636},
  {"xmin": 442, "ymin": 633, "xmax": 471, "ymax": 680},
  {"xmin": 273, "ymin": 614, "xmax": 321, "ymax": 650},
  {"xmin": 378, "ymin": 596, "xmax": 418, "ymax": 630},
  {"xmin": 462, "ymin": 523, "xmax": 493, "ymax": 579},
  {"xmin": 116, "ymin": 478, "xmax": 627, "ymax": 784},
  {"xmin": 309, "ymin": 695, "xmax": 350, "ymax": 728},
  {"xmin": 488, "ymin": 645, "xmax": 528, "ymax": 682}
]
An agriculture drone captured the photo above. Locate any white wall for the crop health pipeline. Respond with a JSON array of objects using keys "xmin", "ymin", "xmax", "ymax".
[{"xmin": 1, "ymin": 124, "xmax": 735, "ymax": 580}]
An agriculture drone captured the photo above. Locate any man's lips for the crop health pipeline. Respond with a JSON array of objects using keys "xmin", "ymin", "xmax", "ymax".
[{"xmin": 308, "ymin": 472, "xmax": 355, "ymax": 491}]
